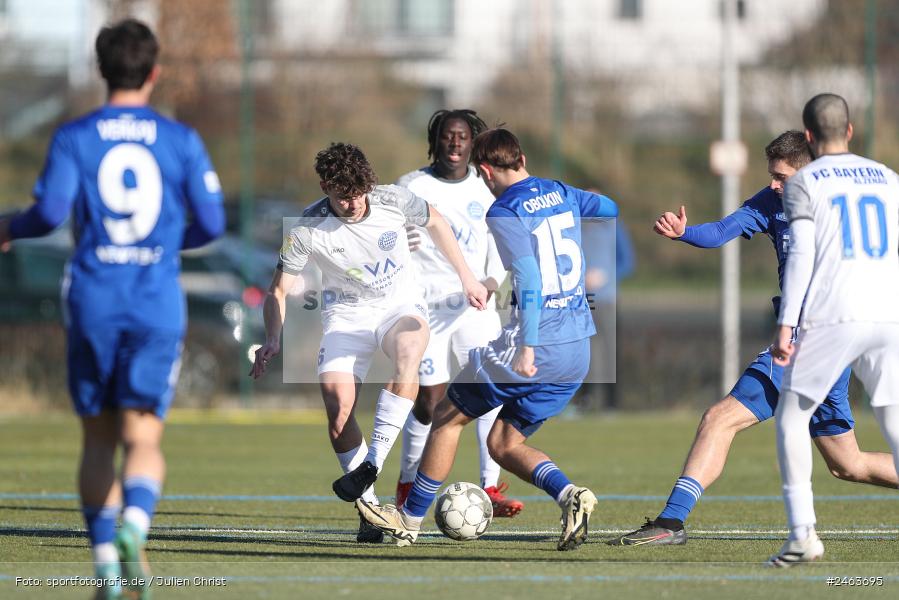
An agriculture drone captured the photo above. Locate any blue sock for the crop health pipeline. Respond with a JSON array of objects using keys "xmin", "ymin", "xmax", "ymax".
[
  {"xmin": 658, "ymin": 476, "xmax": 704, "ymax": 523},
  {"xmin": 531, "ymin": 461, "xmax": 572, "ymax": 501},
  {"xmin": 82, "ymin": 505, "xmax": 119, "ymax": 546},
  {"xmin": 403, "ymin": 472, "xmax": 443, "ymax": 518},
  {"xmin": 123, "ymin": 476, "xmax": 161, "ymax": 520}
]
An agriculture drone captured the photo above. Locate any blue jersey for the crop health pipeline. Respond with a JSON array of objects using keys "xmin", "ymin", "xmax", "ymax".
[
  {"xmin": 23, "ymin": 105, "xmax": 224, "ymax": 332},
  {"xmin": 679, "ymin": 187, "xmax": 789, "ymax": 312},
  {"xmin": 487, "ymin": 177, "xmax": 618, "ymax": 347},
  {"xmin": 730, "ymin": 187, "xmax": 790, "ymax": 289}
]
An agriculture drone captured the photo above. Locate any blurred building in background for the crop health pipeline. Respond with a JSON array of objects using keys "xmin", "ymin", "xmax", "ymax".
[
  {"xmin": 267, "ymin": 0, "xmax": 827, "ymax": 118},
  {"xmin": 1, "ymin": 0, "xmax": 896, "ymax": 410},
  {"xmin": 0, "ymin": 0, "xmax": 158, "ymax": 138}
]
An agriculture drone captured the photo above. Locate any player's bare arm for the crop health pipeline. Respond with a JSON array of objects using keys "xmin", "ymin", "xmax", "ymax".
[
  {"xmin": 425, "ymin": 206, "xmax": 488, "ymax": 309},
  {"xmin": 250, "ymin": 268, "xmax": 297, "ymax": 379},
  {"xmin": 653, "ymin": 205, "xmax": 687, "ymax": 239}
]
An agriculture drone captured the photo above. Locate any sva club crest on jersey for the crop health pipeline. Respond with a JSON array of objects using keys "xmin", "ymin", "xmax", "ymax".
[
  {"xmin": 467, "ymin": 201, "xmax": 484, "ymax": 219},
  {"xmin": 378, "ymin": 230, "xmax": 398, "ymax": 251}
]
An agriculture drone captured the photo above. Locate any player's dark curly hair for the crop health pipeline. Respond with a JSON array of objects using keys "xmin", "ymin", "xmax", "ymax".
[
  {"xmin": 95, "ymin": 19, "xmax": 159, "ymax": 91},
  {"xmin": 471, "ymin": 128, "xmax": 525, "ymax": 171},
  {"xmin": 427, "ymin": 109, "xmax": 489, "ymax": 164},
  {"xmin": 314, "ymin": 143, "xmax": 378, "ymax": 198},
  {"xmin": 765, "ymin": 130, "xmax": 812, "ymax": 170}
]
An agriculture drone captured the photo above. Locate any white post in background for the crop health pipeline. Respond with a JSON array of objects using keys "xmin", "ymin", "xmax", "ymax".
[{"xmin": 716, "ymin": 0, "xmax": 744, "ymax": 396}]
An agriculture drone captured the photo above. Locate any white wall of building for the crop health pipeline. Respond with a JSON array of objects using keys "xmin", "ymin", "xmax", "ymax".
[{"xmin": 268, "ymin": 0, "xmax": 827, "ymax": 109}]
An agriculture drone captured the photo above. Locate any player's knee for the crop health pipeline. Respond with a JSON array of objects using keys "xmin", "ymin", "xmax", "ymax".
[
  {"xmin": 393, "ymin": 352, "xmax": 424, "ymax": 381},
  {"xmin": 830, "ymin": 466, "xmax": 861, "ymax": 482},
  {"xmin": 699, "ymin": 401, "xmax": 745, "ymax": 433},
  {"xmin": 431, "ymin": 398, "xmax": 471, "ymax": 433},
  {"xmin": 83, "ymin": 428, "xmax": 118, "ymax": 450},
  {"xmin": 698, "ymin": 406, "xmax": 724, "ymax": 433},
  {"xmin": 120, "ymin": 425, "xmax": 163, "ymax": 452},
  {"xmin": 486, "ymin": 430, "xmax": 517, "ymax": 465},
  {"xmin": 416, "ymin": 387, "xmax": 444, "ymax": 418},
  {"xmin": 486, "ymin": 436, "xmax": 508, "ymax": 463},
  {"xmin": 82, "ymin": 437, "xmax": 117, "ymax": 460},
  {"xmin": 120, "ymin": 436, "xmax": 161, "ymax": 458},
  {"xmin": 324, "ymin": 403, "xmax": 353, "ymax": 433},
  {"xmin": 825, "ymin": 456, "xmax": 864, "ymax": 482},
  {"xmin": 412, "ymin": 401, "xmax": 434, "ymax": 425}
]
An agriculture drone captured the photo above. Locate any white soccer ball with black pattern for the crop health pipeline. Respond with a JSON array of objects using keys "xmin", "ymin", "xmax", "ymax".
[{"xmin": 434, "ymin": 481, "xmax": 493, "ymax": 541}]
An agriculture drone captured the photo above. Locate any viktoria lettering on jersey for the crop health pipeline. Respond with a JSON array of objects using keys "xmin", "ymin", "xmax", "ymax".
[
  {"xmin": 96, "ymin": 116, "xmax": 157, "ymax": 145},
  {"xmin": 95, "ymin": 244, "xmax": 164, "ymax": 265}
]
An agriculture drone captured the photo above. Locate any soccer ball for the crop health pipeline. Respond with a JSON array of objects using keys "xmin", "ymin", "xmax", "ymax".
[{"xmin": 434, "ymin": 481, "xmax": 493, "ymax": 541}]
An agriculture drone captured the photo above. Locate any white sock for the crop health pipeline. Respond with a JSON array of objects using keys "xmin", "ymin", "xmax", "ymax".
[
  {"xmin": 790, "ymin": 525, "xmax": 816, "ymax": 542},
  {"xmin": 477, "ymin": 407, "xmax": 502, "ymax": 488},
  {"xmin": 556, "ymin": 483, "xmax": 575, "ymax": 506},
  {"xmin": 399, "ymin": 508, "xmax": 425, "ymax": 528},
  {"xmin": 873, "ymin": 404, "xmax": 899, "ymax": 488},
  {"xmin": 121, "ymin": 506, "xmax": 151, "ymax": 538},
  {"xmin": 92, "ymin": 542, "xmax": 119, "ymax": 565},
  {"xmin": 365, "ymin": 388, "xmax": 414, "ymax": 471},
  {"xmin": 336, "ymin": 442, "xmax": 378, "ymax": 504},
  {"xmin": 775, "ymin": 390, "xmax": 820, "ymax": 532},
  {"xmin": 399, "ymin": 412, "xmax": 431, "ymax": 483}
]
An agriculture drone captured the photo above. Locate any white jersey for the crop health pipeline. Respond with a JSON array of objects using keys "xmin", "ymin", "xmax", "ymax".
[
  {"xmin": 398, "ymin": 166, "xmax": 506, "ymax": 305},
  {"xmin": 782, "ymin": 153, "xmax": 899, "ymax": 328},
  {"xmin": 278, "ymin": 185, "xmax": 430, "ymax": 318}
]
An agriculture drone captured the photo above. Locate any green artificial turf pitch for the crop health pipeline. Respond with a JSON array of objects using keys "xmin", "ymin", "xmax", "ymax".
[{"xmin": 1, "ymin": 411, "xmax": 897, "ymax": 599}]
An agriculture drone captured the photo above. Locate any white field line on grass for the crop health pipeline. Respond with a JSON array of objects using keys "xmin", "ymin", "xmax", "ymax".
[
  {"xmin": 2, "ymin": 524, "xmax": 898, "ymax": 538},
  {"xmin": 2, "ymin": 492, "xmax": 898, "ymax": 502}
]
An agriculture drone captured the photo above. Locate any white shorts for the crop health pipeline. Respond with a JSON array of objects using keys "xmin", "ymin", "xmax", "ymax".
[
  {"xmin": 318, "ymin": 300, "xmax": 429, "ymax": 381},
  {"xmin": 418, "ymin": 304, "xmax": 502, "ymax": 386},
  {"xmin": 784, "ymin": 322, "xmax": 899, "ymax": 407}
]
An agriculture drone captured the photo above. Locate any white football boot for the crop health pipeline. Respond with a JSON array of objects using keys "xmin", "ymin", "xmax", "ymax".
[
  {"xmin": 767, "ymin": 532, "xmax": 825, "ymax": 567},
  {"xmin": 355, "ymin": 499, "xmax": 420, "ymax": 547},
  {"xmin": 557, "ymin": 486, "xmax": 597, "ymax": 551}
]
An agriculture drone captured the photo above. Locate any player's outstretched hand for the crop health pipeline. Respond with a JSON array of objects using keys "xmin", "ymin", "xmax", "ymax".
[
  {"xmin": 0, "ymin": 215, "xmax": 12, "ymax": 252},
  {"xmin": 405, "ymin": 225, "xmax": 422, "ymax": 252},
  {"xmin": 770, "ymin": 325, "xmax": 794, "ymax": 366},
  {"xmin": 512, "ymin": 346, "xmax": 537, "ymax": 378},
  {"xmin": 464, "ymin": 278, "xmax": 489, "ymax": 310},
  {"xmin": 249, "ymin": 340, "xmax": 280, "ymax": 379},
  {"xmin": 653, "ymin": 205, "xmax": 687, "ymax": 239}
]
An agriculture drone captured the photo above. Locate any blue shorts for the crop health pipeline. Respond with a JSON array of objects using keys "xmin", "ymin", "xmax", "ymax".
[
  {"xmin": 729, "ymin": 348, "xmax": 854, "ymax": 438},
  {"xmin": 67, "ymin": 324, "xmax": 182, "ymax": 419},
  {"xmin": 447, "ymin": 337, "xmax": 590, "ymax": 437}
]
